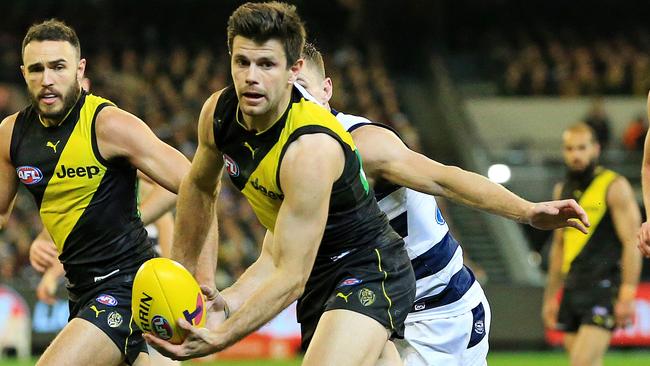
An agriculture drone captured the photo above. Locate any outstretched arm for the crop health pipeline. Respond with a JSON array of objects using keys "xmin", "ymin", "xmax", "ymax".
[
  {"xmin": 351, "ymin": 125, "xmax": 589, "ymax": 232},
  {"xmin": 146, "ymin": 133, "xmax": 344, "ymax": 360}
]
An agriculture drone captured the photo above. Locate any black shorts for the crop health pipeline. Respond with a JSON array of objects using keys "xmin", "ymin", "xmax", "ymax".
[
  {"xmin": 68, "ymin": 274, "xmax": 147, "ymax": 365},
  {"xmin": 557, "ymin": 285, "xmax": 617, "ymax": 333},
  {"xmin": 297, "ymin": 238, "xmax": 416, "ymax": 350}
]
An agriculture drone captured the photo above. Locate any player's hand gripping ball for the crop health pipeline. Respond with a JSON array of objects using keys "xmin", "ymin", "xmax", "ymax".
[{"xmin": 131, "ymin": 258, "xmax": 206, "ymax": 344}]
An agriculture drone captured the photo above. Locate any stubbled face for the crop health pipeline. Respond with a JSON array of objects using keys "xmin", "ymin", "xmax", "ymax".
[
  {"xmin": 21, "ymin": 40, "xmax": 84, "ymax": 122},
  {"xmin": 231, "ymin": 36, "xmax": 299, "ymax": 125},
  {"xmin": 562, "ymin": 130, "xmax": 600, "ymax": 173},
  {"xmin": 296, "ymin": 60, "xmax": 330, "ymax": 106}
]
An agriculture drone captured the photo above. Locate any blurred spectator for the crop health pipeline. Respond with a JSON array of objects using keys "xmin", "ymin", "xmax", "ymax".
[
  {"xmin": 583, "ymin": 98, "xmax": 612, "ymax": 150},
  {"xmin": 622, "ymin": 113, "xmax": 648, "ymax": 151}
]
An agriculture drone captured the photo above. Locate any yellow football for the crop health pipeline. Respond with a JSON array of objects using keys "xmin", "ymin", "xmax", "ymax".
[{"xmin": 131, "ymin": 258, "xmax": 206, "ymax": 344}]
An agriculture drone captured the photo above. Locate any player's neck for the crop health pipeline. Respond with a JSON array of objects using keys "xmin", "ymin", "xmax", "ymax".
[{"xmin": 242, "ymin": 89, "xmax": 292, "ymax": 133}]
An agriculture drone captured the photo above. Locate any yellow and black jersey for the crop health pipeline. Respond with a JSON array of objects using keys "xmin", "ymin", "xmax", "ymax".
[
  {"xmin": 10, "ymin": 91, "xmax": 153, "ymax": 290},
  {"xmin": 560, "ymin": 166, "xmax": 621, "ymax": 289},
  {"xmin": 213, "ymin": 85, "xmax": 398, "ymax": 255}
]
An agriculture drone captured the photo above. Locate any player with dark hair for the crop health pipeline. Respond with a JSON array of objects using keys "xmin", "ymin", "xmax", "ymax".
[
  {"xmin": 0, "ymin": 19, "xmax": 191, "ymax": 365},
  {"xmin": 146, "ymin": 2, "xmax": 416, "ymax": 365},
  {"xmin": 544, "ymin": 123, "xmax": 641, "ymax": 366}
]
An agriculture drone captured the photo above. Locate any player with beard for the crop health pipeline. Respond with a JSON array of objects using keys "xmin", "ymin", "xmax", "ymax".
[
  {"xmin": 0, "ymin": 19, "xmax": 192, "ymax": 365},
  {"xmin": 543, "ymin": 123, "xmax": 641, "ymax": 366}
]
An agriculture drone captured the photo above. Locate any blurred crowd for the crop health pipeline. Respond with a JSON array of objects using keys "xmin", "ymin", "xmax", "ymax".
[
  {"xmin": 490, "ymin": 28, "xmax": 650, "ymax": 96},
  {"xmin": 0, "ymin": 38, "xmax": 418, "ymax": 290}
]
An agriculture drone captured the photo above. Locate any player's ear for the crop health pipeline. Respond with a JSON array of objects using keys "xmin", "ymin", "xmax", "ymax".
[
  {"xmin": 288, "ymin": 58, "xmax": 304, "ymax": 84},
  {"xmin": 323, "ymin": 77, "xmax": 333, "ymax": 103},
  {"xmin": 77, "ymin": 58, "xmax": 87, "ymax": 80}
]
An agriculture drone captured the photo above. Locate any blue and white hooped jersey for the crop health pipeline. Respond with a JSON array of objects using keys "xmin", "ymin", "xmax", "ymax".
[{"xmin": 334, "ymin": 111, "xmax": 485, "ymax": 321}]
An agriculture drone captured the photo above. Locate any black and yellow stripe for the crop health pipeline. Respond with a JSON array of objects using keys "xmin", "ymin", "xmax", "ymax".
[
  {"xmin": 10, "ymin": 92, "xmax": 152, "ymax": 289},
  {"xmin": 214, "ymin": 86, "xmax": 384, "ymax": 255},
  {"xmin": 560, "ymin": 166, "xmax": 622, "ymax": 288}
]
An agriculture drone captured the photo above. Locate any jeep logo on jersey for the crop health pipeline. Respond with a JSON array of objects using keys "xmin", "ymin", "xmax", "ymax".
[
  {"xmin": 55, "ymin": 164, "xmax": 101, "ymax": 179},
  {"xmin": 16, "ymin": 166, "xmax": 43, "ymax": 185},
  {"xmin": 223, "ymin": 154, "xmax": 239, "ymax": 177},
  {"xmin": 251, "ymin": 177, "xmax": 284, "ymax": 200}
]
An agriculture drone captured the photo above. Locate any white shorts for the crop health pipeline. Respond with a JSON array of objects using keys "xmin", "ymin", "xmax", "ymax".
[{"xmin": 395, "ymin": 295, "xmax": 491, "ymax": 366}]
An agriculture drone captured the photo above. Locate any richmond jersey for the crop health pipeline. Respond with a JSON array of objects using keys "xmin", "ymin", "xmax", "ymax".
[
  {"xmin": 10, "ymin": 92, "xmax": 153, "ymax": 290},
  {"xmin": 560, "ymin": 166, "xmax": 621, "ymax": 289},
  {"xmin": 213, "ymin": 85, "xmax": 400, "ymax": 256},
  {"xmin": 334, "ymin": 110, "xmax": 485, "ymax": 320}
]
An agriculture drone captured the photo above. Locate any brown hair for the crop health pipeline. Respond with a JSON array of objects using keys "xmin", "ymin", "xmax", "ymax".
[
  {"xmin": 301, "ymin": 42, "xmax": 325, "ymax": 78},
  {"xmin": 22, "ymin": 19, "xmax": 80, "ymax": 59},
  {"xmin": 227, "ymin": 2, "xmax": 306, "ymax": 67}
]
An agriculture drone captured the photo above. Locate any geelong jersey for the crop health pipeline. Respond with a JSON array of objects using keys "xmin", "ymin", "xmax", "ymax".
[
  {"xmin": 560, "ymin": 166, "xmax": 621, "ymax": 289},
  {"xmin": 10, "ymin": 91, "xmax": 152, "ymax": 290},
  {"xmin": 334, "ymin": 110, "xmax": 485, "ymax": 320},
  {"xmin": 213, "ymin": 85, "xmax": 398, "ymax": 256}
]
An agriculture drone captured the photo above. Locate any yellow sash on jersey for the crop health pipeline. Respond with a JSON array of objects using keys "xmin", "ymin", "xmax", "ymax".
[
  {"xmin": 40, "ymin": 95, "xmax": 112, "ymax": 252},
  {"xmin": 561, "ymin": 169, "xmax": 617, "ymax": 274}
]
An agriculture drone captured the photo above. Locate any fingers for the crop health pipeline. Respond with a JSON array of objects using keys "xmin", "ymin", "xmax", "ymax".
[
  {"xmin": 564, "ymin": 199, "xmax": 590, "ymax": 227},
  {"xmin": 143, "ymin": 333, "xmax": 186, "ymax": 361},
  {"xmin": 637, "ymin": 224, "xmax": 650, "ymax": 257},
  {"xmin": 29, "ymin": 240, "xmax": 59, "ymax": 272},
  {"xmin": 566, "ymin": 219, "xmax": 589, "ymax": 235},
  {"xmin": 200, "ymin": 285, "xmax": 217, "ymax": 300},
  {"xmin": 177, "ymin": 317, "xmax": 194, "ymax": 332}
]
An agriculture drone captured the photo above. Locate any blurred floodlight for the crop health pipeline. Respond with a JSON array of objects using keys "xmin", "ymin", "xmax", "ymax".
[{"xmin": 487, "ymin": 164, "xmax": 511, "ymax": 184}]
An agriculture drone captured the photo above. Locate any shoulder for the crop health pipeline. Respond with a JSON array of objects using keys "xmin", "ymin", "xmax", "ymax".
[
  {"xmin": 0, "ymin": 112, "xmax": 19, "ymax": 132},
  {"xmin": 607, "ymin": 174, "xmax": 634, "ymax": 202},
  {"xmin": 280, "ymin": 133, "xmax": 345, "ymax": 186},
  {"xmin": 282, "ymin": 133, "xmax": 344, "ymax": 168},
  {"xmin": 0, "ymin": 113, "xmax": 19, "ymax": 159},
  {"xmin": 94, "ymin": 105, "xmax": 142, "ymax": 134}
]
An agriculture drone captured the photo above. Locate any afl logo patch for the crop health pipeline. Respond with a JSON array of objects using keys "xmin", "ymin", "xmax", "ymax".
[
  {"xmin": 96, "ymin": 294, "xmax": 118, "ymax": 307},
  {"xmin": 16, "ymin": 166, "xmax": 43, "ymax": 185},
  {"xmin": 151, "ymin": 315, "xmax": 173, "ymax": 340},
  {"xmin": 223, "ymin": 154, "xmax": 239, "ymax": 177},
  {"xmin": 435, "ymin": 206, "xmax": 446, "ymax": 225}
]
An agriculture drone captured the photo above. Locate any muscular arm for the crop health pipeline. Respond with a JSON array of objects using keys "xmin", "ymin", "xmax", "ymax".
[
  {"xmin": 0, "ymin": 114, "xmax": 19, "ymax": 230},
  {"xmin": 203, "ymin": 133, "xmax": 342, "ymax": 352},
  {"xmin": 220, "ymin": 230, "xmax": 275, "ymax": 312},
  {"xmin": 95, "ymin": 106, "xmax": 190, "ymax": 194},
  {"xmin": 608, "ymin": 177, "xmax": 642, "ymax": 307},
  {"xmin": 352, "ymin": 125, "xmax": 589, "ymax": 232},
  {"xmin": 145, "ymin": 133, "xmax": 344, "ymax": 359},
  {"xmin": 171, "ymin": 92, "xmax": 224, "ymax": 278}
]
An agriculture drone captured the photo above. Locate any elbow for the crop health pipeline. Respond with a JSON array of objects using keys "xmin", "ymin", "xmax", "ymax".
[{"xmin": 281, "ymin": 272, "xmax": 309, "ymax": 301}]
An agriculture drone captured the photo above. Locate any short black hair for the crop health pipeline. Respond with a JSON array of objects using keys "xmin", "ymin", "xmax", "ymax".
[
  {"xmin": 22, "ymin": 19, "xmax": 80, "ymax": 60},
  {"xmin": 227, "ymin": 2, "xmax": 306, "ymax": 67}
]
